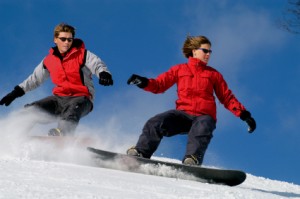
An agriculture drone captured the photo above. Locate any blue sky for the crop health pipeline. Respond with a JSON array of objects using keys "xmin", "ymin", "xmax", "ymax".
[{"xmin": 1, "ymin": 0, "xmax": 300, "ymax": 185}]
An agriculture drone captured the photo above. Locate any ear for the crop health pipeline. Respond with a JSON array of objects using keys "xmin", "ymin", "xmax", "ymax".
[
  {"xmin": 192, "ymin": 49, "xmax": 197, "ymax": 57},
  {"xmin": 54, "ymin": 37, "xmax": 58, "ymax": 44}
]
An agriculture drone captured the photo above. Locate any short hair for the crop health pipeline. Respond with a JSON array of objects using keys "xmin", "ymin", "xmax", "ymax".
[
  {"xmin": 182, "ymin": 35, "xmax": 211, "ymax": 58},
  {"xmin": 53, "ymin": 23, "xmax": 76, "ymax": 38}
]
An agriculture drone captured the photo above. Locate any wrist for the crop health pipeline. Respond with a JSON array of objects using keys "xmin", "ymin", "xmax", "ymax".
[
  {"xmin": 240, "ymin": 110, "xmax": 251, "ymax": 121},
  {"xmin": 14, "ymin": 85, "xmax": 25, "ymax": 97}
]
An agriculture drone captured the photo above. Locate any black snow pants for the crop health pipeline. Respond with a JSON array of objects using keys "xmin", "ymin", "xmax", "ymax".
[
  {"xmin": 135, "ymin": 110, "xmax": 216, "ymax": 164},
  {"xmin": 25, "ymin": 95, "xmax": 93, "ymax": 135}
]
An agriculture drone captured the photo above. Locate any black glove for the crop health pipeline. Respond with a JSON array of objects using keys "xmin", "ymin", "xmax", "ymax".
[
  {"xmin": 99, "ymin": 71, "xmax": 113, "ymax": 86},
  {"xmin": 240, "ymin": 110, "xmax": 256, "ymax": 133},
  {"xmin": 127, "ymin": 74, "xmax": 149, "ymax": 88},
  {"xmin": 0, "ymin": 85, "xmax": 25, "ymax": 106}
]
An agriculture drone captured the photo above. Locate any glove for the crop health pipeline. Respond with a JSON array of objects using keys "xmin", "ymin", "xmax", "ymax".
[
  {"xmin": 127, "ymin": 74, "xmax": 149, "ymax": 88},
  {"xmin": 240, "ymin": 110, "xmax": 256, "ymax": 133},
  {"xmin": 0, "ymin": 85, "xmax": 25, "ymax": 106},
  {"xmin": 99, "ymin": 71, "xmax": 113, "ymax": 86}
]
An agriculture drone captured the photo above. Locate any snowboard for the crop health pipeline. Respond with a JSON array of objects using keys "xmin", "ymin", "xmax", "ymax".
[{"xmin": 87, "ymin": 147, "xmax": 246, "ymax": 186}]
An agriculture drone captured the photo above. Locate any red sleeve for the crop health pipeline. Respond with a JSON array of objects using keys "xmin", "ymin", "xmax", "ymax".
[
  {"xmin": 144, "ymin": 65, "xmax": 178, "ymax": 94},
  {"xmin": 214, "ymin": 72, "xmax": 246, "ymax": 117}
]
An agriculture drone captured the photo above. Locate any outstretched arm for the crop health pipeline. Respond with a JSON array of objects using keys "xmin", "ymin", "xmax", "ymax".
[
  {"xmin": 19, "ymin": 60, "xmax": 50, "ymax": 92},
  {"xmin": 85, "ymin": 50, "xmax": 113, "ymax": 86},
  {"xmin": 127, "ymin": 66, "xmax": 178, "ymax": 93},
  {"xmin": 214, "ymin": 73, "xmax": 256, "ymax": 133},
  {"xmin": 0, "ymin": 60, "xmax": 49, "ymax": 106}
]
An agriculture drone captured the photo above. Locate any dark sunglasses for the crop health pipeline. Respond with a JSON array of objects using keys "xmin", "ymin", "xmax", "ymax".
[
  {"xmin": 198, "ymin": 48, "xmax": 212, "ymax": 54},
  {"xmin": 58, "ymin": 37, "xmax": 74, "ymax": 42}
]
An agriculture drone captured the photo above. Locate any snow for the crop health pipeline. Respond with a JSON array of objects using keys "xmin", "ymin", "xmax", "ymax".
[
  {"xmin": 0, "ymin": 110, "xmax": 299, "ymax": 199},
  {"xmin": 0, "ymin": 137, "xmax": 300, "ymax": 199}
]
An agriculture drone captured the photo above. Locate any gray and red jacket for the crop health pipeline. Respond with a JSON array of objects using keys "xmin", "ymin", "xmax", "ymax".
[
  {"xmin": 144, "ymin": 57, "xmax": 246, "ymax": 121},
  {"xmin": 19, "ymin": 39, "xmax": 110, "ymax": 102}
]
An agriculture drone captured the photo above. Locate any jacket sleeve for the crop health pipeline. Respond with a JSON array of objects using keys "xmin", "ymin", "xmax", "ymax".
[
  {"xmin": 144, "ymin": 66, "xmax": 178, "ymax": 94},
  {"xmin": 85, "ymin": 50, "xmax": 111, "ymax": 78},
  {"xmin": 213, "ymin": 72, "xmax": 246, "ymax": 117},
  {"xmin": 18, "ymin": 59, "xmax": 50, "ymax": 93}
]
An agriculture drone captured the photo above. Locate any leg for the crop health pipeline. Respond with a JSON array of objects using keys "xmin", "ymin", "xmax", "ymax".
[
  {"xmin": 185, "ymin": 115, "xmax": 216, "ymax": 165},
  {"xmin": 4, "ymin": 105, "xmax": 56, "ymax": 135},
  {"xmin": 57, "ymin": 96, "xmax": 92, "ymax": 135},
  {"xmin": 136, "ymin": 110, "xmax": 193, "ymax": 158},
  {"xmin": 12, "ymin": 96, "xmax": 58, "ymax": 134},
  {"xmin": 23, "ymin": 96, "xmax": 59, "ymax": 128},
  {"xmin": 25, "ymin": 96, "xmax": 59, "ymax": 117}
]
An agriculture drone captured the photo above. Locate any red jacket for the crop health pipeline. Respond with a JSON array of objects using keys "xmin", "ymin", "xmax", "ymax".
[
  {"xmin": 144, "ymin": 57, "xmax": 246, "ymax": 121},
  {"xmin": 43, "ymin": 39, "xmax": 90, "ymax": 98}
]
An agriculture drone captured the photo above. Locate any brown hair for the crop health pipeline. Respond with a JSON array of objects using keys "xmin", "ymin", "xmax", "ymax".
[
  {"xmin": 53, "ymin": 23, "xmax": 76, "ymax": 38},
  {"xmin": 182, "ymin": 35, "xmax": 211, "ymax": 58}
]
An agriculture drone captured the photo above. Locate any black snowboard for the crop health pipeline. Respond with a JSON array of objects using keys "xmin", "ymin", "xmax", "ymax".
[{"xmin": 87, "ymin": 147, "xmax": 246, "ymax": 186}]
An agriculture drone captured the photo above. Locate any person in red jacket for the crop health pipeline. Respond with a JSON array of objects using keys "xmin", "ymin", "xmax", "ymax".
[
  {"xmin": 0, "ymin": 23, "xmax": 113, "ymax": 136},
  {"xmin": 126, "ymin": 35, "xmax": 256, "ymax": 165}
]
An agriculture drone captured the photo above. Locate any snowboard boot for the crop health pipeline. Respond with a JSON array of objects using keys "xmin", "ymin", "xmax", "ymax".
[
  {"xmin": 182, "ymin": 155, "xmax": 201, "ymax": 165},
  {"xmin": 48, "ymin": 128, "xmax": 64, "ymax": 136},
  {"xmin": 126, "ymin": 146, "xmax": 143, "ymax": 157}
]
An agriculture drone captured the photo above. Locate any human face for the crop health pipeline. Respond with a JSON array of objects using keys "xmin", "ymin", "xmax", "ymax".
[
  {"xmin": 54, "ymin": 32, "xmax": 73, "ymax": 53},
  {"xmin": 192, "ymin": 43, "xmax": 212, "ymax": 63}
]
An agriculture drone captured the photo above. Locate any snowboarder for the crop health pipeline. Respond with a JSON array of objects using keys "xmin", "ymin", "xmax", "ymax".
[
  {"xmin": 0, "ymin": 23, "xmax": 113, "ymax": 136},
  {"xmin": 126, "ymin": 35, "xmax": 256, "ymax": 165}
]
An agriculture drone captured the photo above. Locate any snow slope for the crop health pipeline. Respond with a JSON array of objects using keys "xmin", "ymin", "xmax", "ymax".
[{"xmin": 0, "ymin": 136, "xmax": 299, "ymax": 199}]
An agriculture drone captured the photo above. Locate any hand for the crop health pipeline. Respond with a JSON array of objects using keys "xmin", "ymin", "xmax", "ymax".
[
  {"xmin": 0, "ymin": 86, "xmax": 25, "ymax": 106},
  {"xmin": 240, "ymin": 110, "xmax": 256, "ymax": 133},
  {"xmin": 99, "ymin": 71, "xmax": 113, "ymax": 86},
  {"xmin": 127, "ymin": 74, "xmax": 149, "ymax": 88}
]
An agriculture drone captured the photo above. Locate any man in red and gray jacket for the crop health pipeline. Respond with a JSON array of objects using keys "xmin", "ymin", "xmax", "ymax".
[
  {"xmin": 127, "ymin": 35, "xmax": 256, "ymax": 165},
  {"xmin": 0, "ymin": 23, "xmax": 113, "ymax": 136}
]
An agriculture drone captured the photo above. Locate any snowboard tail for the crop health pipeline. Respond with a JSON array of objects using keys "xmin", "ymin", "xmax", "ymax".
[{"xmin": 87, "ymin": 147, "xmax": 246, "ymax": 186}]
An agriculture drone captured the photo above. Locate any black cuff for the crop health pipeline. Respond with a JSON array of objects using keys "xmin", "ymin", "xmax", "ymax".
[
  {"xmin": 14, "ymin": 85, "xmax": 25, "ymax": 97},
  {"xmin": 240, "ymin": 110, "xmax": 251, "ymax": 121},
  {"xmin": 137, "ymin": 78, "xmax": 149, "ymax": 89}
]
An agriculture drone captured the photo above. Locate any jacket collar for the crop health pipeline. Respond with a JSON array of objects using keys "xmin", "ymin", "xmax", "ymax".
[
  {"xmin": 188, "ymin": 57, "xmax": 207, "ymax": 68},
  {"xmin": 50, "ymin": 38, "xmax": 85, "ymax": 60}
]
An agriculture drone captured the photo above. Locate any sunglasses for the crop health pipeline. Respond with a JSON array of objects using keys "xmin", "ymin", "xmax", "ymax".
[
  {"xmin": 198, "ymin": 48, "xmax": 212, "ymax": 54},
  {"xmin": 58, "ymin": 37, "xmax": 74, "ymax": 42}
]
